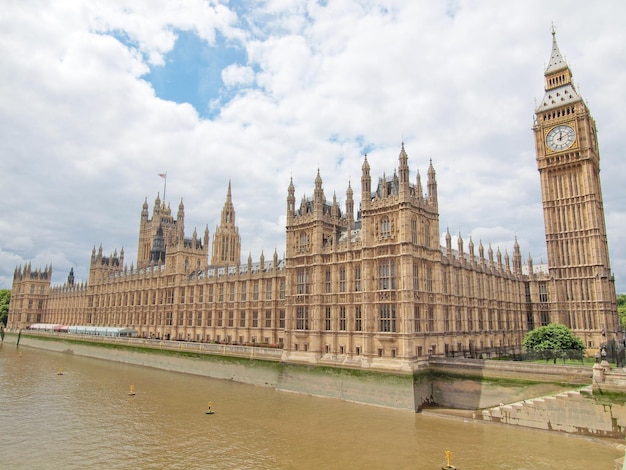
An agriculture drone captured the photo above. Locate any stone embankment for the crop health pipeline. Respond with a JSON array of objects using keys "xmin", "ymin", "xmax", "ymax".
[{"xmin": 479, "ymin": 386, "xmax": 626, "ymax": 439}]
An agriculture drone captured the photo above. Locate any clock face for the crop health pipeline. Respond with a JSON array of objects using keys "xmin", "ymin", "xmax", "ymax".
[{"xmin": 546, "ymin": 125, "xmax": 576, "ymax": 151}]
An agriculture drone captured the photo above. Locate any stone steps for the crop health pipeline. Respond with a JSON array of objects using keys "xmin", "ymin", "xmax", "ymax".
[{"xmin": 480, "ymin": 385, "xmax": 619, "ymax": 436}]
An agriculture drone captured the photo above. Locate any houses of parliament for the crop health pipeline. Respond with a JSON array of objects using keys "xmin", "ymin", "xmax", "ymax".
[{"xmin": 7, "ymin": 32, "xmax": 620, "ymax": 371}]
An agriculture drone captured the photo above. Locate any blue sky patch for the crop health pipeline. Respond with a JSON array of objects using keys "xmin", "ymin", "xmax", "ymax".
[{"xmin": 145, "ymin": 30, "xmax": 247, "ymax": 118}]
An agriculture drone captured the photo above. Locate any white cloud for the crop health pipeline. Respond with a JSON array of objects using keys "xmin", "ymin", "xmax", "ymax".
[
  {"xmin": 221, "ymin": 64, "xmax": 256, "ymax": 87},
  {"xmin": 1, "ymin": 0, "xmax": 625, "ymax": 295}
]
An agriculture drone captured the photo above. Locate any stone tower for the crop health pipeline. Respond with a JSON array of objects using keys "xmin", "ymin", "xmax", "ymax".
[
  {"xmin": 211, "ymin": 181, "xmax": 241, "ymax": 267},
  {"xmin": 136, "ymin": 193, "xmax": 185, "ymax": 269},
  {"xmin": 532, "ymin": 28, "xmax": 619, "ymax": 344}
]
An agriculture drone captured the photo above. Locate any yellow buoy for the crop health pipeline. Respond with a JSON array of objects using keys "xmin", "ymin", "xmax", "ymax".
[
  {"xmin": 57, "ymin": 367, "xmax": 63, "ymax": 375},
  {"xmin": 205, "ymin": 401, "xmax": 215, "ymax": 414},
  {"xmin": 442, "ymin": 450, "xmax": 456, "ymax": 469},
  {"xmin": 128, "ymin": 385, "xmax": 136, "ymax": 396}
]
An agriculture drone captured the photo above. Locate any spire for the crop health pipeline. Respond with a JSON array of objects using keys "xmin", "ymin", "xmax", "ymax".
[
  {"xmin": 221, "ymin": 181, "xmax": 235, "ymax": 227},
  {"xmin": 141, "ymin": 197, "xmax": 149, "ymax": 220},
  {"xmin": 211, "ymin": 181, "xmax": 241, "ymax": 267},
  {"xmin": 361, "ymin": 155, "xmax": 371, "ymax": 209},
  {"xmin": 346, "ymin": 180, "xmax": 354, "ymax": 225},
  {"xmin": 416, "ymin": 170, "xmax": 423, "ymax": 201},
  {"xmin": 398, "ymin": 142, "xmax": 409, "ymax": 185},
  {"xmin": 512, "ymin": 237, "xmax": 522, "ymax": 274},
  {"xmin": 538, "ymin": 26, "xmax": 580, "ymax": 110},
  {"xmin": 545, "ymin": 25, "xmax": 567, "ymax": 75},
  {"xmin": 427, "ymin": 159, "xmax": 437, "ymax": 205},
  {"xmin": 287, "ymin": 177, "xmax": 296, "ymax": 221}
]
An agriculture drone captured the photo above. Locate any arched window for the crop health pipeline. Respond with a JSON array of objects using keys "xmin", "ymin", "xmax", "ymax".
[
  {"xmin": 299, "ymin": 232, "xmax": 308, "ymax": 251},
  {"xmin": 411, "ymin": 217, "xmax": 418, "ymax": 244},
  {"xmin": 381, "ymin": 216, "xmax": 391, "ymax": 237}
]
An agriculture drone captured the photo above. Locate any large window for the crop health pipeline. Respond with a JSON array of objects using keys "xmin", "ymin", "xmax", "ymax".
[
  {"xmin": 297, "ymin": 270, "xmax": 310, "ymax": 295},
  {"xmin": 355, "ymin": 266, "xmax": 361, "ymax": 292},
  {"xmin": 299, "ymin": 232, "xmax": 308, "ymax": 251},
  {"xmin": 339, "ymin": 307, "xmax": 346, "ymax": 331},
  {"xmin": 539, "ymin": 282, "xmax": 549, "ymax": 303},
  {"xmin": 379, "ymin": 260, "xmax": 396, "ymax": 290},
  {"xmin": 414, "ymin": 306, "xmax": 421, "ymax": 333},
  {"xmin": 325, "ymin": 269, "xmax": 332, "ymax": 293},
  {"xmin": 355, "ymin": 306, "xmax": 362, "ymax": 331},
  {"xmin": 428, "ymin": 306, "xmax": 435, "ymax": 332},
  {"xmin": 426, "ymin": 266, "xmax": 433, "ymax": 292},
  {"xmin": 296, "ymin": 306, "xmax": 309, "ymax": 330},
  {"xmin": 339, "ymin": 268, "xmax": 346, "ymax": 292},
  {"xmin": 266, "ymin": 280, "xmax": 272, "ymax": 300},
  {"xmin": 424, "ymin": 221, "xmax": 431, "ymax": 247},
  {"xmin": 325, "ymin": 307, "xmax": 331, "ymax": 330},
  {"xmin": 381, "ymin": 216, "xmax": 391, "ymax": 237},
  {"xmin": 379, "ymin": 304, "xmax": 396, "ymax": 332}
]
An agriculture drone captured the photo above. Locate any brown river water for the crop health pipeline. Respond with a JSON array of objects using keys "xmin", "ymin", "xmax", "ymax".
[{"xmin": 0, "ymin": 343, "xmax": 621, "ymax": 469}]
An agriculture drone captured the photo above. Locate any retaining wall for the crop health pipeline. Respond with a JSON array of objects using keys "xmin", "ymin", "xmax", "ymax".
[{"xmin": 6, "ymin": 331, "xmax": 625, "ymax": 440}]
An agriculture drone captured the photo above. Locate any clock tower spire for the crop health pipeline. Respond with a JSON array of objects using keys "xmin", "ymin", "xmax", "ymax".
[{"xmin": 533, "ymin": 27, "xmax": 619, "ymax": 346}]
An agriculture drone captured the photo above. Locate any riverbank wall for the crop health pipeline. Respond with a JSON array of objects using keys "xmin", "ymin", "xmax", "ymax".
[
  {"xmin": 4, "ymin": 333, "xmax": 421, "ymax": 411},
  {"xmin": 5, "ymin": 332, "xmax": 625, "ymax": 439}
]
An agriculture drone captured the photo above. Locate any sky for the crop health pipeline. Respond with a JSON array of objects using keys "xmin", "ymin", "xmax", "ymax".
[{"xmin": 1, "ymin": 0, "xmax": 625, "ymax": 294}]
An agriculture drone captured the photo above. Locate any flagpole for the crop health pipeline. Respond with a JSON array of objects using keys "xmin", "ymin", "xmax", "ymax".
[{"xmin": 163, "ymin": 171, "xmax": 167, "ymax": 202}]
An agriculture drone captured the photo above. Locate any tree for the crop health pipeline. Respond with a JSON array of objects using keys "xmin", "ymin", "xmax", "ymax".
[
  {"xmin": 522, "ymin": 323, "xmax": 585, "ymax": 364},
  {"xmin": 617, "ymin": 294, "xmax": 626, "ymax": 329},
  {"xmin": 0, "ymin": 289, "xmax": 10, "ymax": 326}
]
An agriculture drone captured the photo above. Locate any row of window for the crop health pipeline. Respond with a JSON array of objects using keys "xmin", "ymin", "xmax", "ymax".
[
  {"xmin": 295, "ymin": 304, "xmax": 525, "ymax": 334},
  {"xmin": 87, "ymin": 280, "xmax": 287, "ymax": 308},
  {"xmin": 89, "ymin": 309, "xmax": 287, "ymax": 329}
]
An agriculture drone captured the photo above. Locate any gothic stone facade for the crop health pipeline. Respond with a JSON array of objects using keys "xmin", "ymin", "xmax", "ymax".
[{"xmin": 7, "ymin": 33, "xmax": 619, "ymax": 371}]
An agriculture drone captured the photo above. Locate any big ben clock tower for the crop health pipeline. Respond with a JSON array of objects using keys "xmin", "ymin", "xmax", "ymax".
[{"xmin": 533, "ymin": 27, "xmax": 619, "ymax": 346}]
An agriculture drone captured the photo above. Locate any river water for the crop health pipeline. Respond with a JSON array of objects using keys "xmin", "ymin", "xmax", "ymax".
[{"xmin": 0, "ymin": 343, "xmax": 621, "ymax": 469}]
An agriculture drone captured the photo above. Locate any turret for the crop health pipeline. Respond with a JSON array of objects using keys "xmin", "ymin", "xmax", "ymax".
[
  {"xmin": 313, "ymin": 169, "xmax": 325, "ymax": 215},
  {"xmin": 141, "ymin": 197, "xmax": 149, "ymax": 221},
  {"xmin": 427, "ymin": 159, "xmax": 437, "ymax": 206},
  {"xmin": 512, "ymin": 237, "xmax": 522, "ymax": 275},
  {"xmin": 361, "ymin": 156, "xmax": 371, "ymax": 210},
  {"xmin": 416, "ymin": 170, "xmax": 423, "ymax": 201},
  {"xmin": 398, "ymin": 143, "xmax": 409, "ymax": 191},
  {"xmin": 177, "ymin": 198, "xmax": 185, "ymax": 235},
  {"xmin": 287, "ymin": 177, "xmax": 296, "ymax": 223},
  {"xmin": 345, "ymin": 181, "xmax": 354, "ymax": 226}
]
